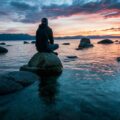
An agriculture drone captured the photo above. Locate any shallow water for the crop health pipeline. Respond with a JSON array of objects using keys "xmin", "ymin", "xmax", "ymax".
[{"xmin": 0, "ymin": 39, "xmax": 120, "ymax": 120}]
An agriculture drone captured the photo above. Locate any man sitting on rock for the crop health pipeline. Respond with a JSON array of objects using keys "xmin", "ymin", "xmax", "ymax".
[{"xmin": 36, "ymin": 18, "xmax": 59, "ymax": 53}]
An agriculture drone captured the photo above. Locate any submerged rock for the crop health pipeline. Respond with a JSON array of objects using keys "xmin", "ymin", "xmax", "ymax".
[
  {"xmin": 98, "ymin": 39, "xmax": 113, "ymax": 44},
  {"xmin": 0, "ymin": 46, "xmax": 8, "ymax": 54},
  {"xmin": 0, "ymin": 71, "xmax": 38, "ymax": 95},
  {"xmin": 78, "ymin": 38, "xmax": 93, "ymax": 49},
  {"xmin": 20, "ymin": 52, "xmax": 63, "ymax": 75}
]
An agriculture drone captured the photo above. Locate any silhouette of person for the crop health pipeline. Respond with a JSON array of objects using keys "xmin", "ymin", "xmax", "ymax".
[{"xmin": 36, "ymin": 18, "xmax": 59, "ymax": 52}]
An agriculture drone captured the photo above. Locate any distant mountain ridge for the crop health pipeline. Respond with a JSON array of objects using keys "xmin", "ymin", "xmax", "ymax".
[
  {"xmin": 0, "ymin": 34, "xmax": 120, "ymax": 41},
  {"xmin": 0, "ymin": 34, "xmax": 35, "ymax": 40}
]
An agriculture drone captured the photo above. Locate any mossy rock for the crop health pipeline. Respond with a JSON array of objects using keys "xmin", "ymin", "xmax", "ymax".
[{"xmin": 20, "ymin": 52, "xmax": 63, "ymax": 75}]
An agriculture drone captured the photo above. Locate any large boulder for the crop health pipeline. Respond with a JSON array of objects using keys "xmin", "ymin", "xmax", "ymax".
[
  {"xmin": 0, "ymin": 76, "xmax": 23, "ymax": 95},
  {"xmin": 20, "ymin": 52, "xmax": 63, "ymax": 75},
  {"xmin": 5, "ymin": 71, "xmax": 39, "ymax": 86},
  {"xmin": 0, "ymin": 71, "xmax": 38, "ymax": 95},
  {"xmin": 77, "ymin": 38, "xmax": 93, "ymax": 49},
  {"xmin": 0, "ymin": 46, "xmax": 8, "ymax": 54},
  {"xmin": 98, "ymin": 39, "xmax": 113, "ymax": 44}
]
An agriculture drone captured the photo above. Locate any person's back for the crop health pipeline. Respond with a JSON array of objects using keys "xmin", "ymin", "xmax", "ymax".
[{"xmin": 36, "ymin": 18, "xmax": 58, "ymax": 52}]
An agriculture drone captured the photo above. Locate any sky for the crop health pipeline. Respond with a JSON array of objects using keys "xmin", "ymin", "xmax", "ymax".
[{"xmin": 0, "ymin": 0, "xmax": 120, "ymax": 37}]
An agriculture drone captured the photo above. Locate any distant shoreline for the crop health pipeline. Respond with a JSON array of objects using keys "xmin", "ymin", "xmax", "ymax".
[{"xmin": 0, "ymin": 33, "xmax": 120, "ymax": 41}]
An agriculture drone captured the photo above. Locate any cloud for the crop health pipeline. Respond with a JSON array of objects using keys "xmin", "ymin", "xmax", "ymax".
[
  {"xmin": 102, "ymin": 27, "xmax": 120, "ymax": 31},
  {"xmin": 10, "ymin": 1, "xmax": 36, "ymax": 11},
  {"xmin": 0, "ymin": 0, "xmax": 120, "ymax": 23}
]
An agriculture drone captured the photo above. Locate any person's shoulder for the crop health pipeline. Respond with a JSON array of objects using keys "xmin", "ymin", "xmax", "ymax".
[
  {"xmin": 47, "ymin": 26, "xmax": 52, "ymax": 31},
  {"xmin": 48, "ymin": 26, "xmax": 52, "ymax": 30}
]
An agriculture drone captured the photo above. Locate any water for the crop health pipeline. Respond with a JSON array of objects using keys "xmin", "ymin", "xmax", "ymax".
[{"xmin": 0, "ymin": 39, "xmax": 120, "ymax": 120}]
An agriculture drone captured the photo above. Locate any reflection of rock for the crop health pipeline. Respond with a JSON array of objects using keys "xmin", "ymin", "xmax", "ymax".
[
  {"xmin": 0, "ymin": 71, "xmax": 38, "ymax": 95},
  {"xmin": 39, "ymin": 76, "xmax": 59, "ymax": 105},
  {"xmin": 31, "ymin": 41, "xmax": 36, "ymax": 44},
  {"xmin": 98, "ymin": 39, "xmax": 113, "ymax": 44},
  {"xmin": 0, "ymin": 42, "xmax": 6, "ymax": 45},
  {"xmin": 62, "ymin": 43, "xmax": 70, "ymax": 45},
  {"xmin": 77, "ymin": 38, "xmax": 93, "ymax": 49},
  {"xmin": 0, "ymin": 46, "xmax": 8, "ymax": 54},
  {"xmin": 20, "ymin": 52, "xmax": 63, "ymax": 75},
  {"xmin": 24, "ymin": 41, "xmax": 29, "ymax": 44}
]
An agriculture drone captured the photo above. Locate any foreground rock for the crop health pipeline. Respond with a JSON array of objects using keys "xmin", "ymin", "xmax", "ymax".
[
  {"xmin": 0, "ymin": 46, "xmax": 8, "ymax": 54},
  {"xmin": 20, "ymin": 52, "xmax": 63, "ymax": 75},
  {"xmin": 0, "ymin": 71, "xmax": 39, "ymax": 95},
  {"xmin": 98, "ymin": 39, "xmax": 113, "ymax": 44},
  {"xmin": 77, "ymin": 38, "xmax": 93, "ymax": 49}
]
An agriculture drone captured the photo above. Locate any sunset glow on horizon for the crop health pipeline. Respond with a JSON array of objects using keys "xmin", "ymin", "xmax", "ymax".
[{"xmin": 0, "ymin": 0, "xmax": 120, "ymax": 37}]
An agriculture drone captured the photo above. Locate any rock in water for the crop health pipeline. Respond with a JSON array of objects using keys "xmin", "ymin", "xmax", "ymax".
[
  {"xmin": 98, "ymin": 39, "xmax": 113, "ymax": 44},
  {"xmin": 117, "ymin": 57, "xmax": 120, "ymax": 62},
  {"xmin": 5, "ymin": 71, "xmax": 39, "ymax": 86},
  {"xmin": 20, "ymin": 52, "xmax": 63, "ymax": 75},
  {"xmin": 0, "ymin": 76, "xmax": 23, "ymax": 95},
  {"xmin": 67, "ymin": 56, "xmax": 78, "ymax": 59},
  {"xmin": 0, "ymin": 46, "xmax": 8, "ymax": 54},
  {"xmin": 31, "ymin": 41, "xmax": 36, "ymax": 44},
  {"xmin": 0, "ymin": 42, "xmax": 6, "ymax": 45},
  {"xmin": 24, "ymin": 41, "xmax": 29, "ymax": 44},
  {"xmin": 62, "ymin": 43, "xmax": 70, "ymax": 45},
  {"xmin": 78, "ymin": 38, "xmax": 93, "ymax": 49},
  {"xmin": 0, "ymin": 71, "xmax": 39, "ymax": 95}
]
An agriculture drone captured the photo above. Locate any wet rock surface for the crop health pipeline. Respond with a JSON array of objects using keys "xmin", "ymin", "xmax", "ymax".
[
  {"xmin": 78, "ymin": 38, "xmax": 93, "ymax": 49},
  {"xmin": 0, "ymin": 71, "xmax": 39, "ymax": 95},
  {"xmin": 0, "ymin": 46, "xmax": 8, "ymax": 54},
  {"xmin": 98, "ymin": 39, "xmax": 113, "ymax": 44},
  {"xmin": 20, "ymin": 52, "xmax": 63, "ymax": 75}
]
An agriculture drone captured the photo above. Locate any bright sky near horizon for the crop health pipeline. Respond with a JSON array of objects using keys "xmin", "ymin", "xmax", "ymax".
[{"xmin": 0, "ymin": 0, "xmax": 120, "ymax": 37}]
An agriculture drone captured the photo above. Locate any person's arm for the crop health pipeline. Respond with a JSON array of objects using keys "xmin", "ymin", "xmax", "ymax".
[
  {"xmin": 49, "ymin": 29, "xmax": 54, "ymax": 44},
  {"xmin": 35, "ymin": 30, "xmax": 39, "ymax": 47}
]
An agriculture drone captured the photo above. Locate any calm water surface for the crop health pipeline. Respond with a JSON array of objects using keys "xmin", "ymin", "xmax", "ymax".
[{"xmin": 0, "ymin": 39, "xmax": 120, "ymax": 120}]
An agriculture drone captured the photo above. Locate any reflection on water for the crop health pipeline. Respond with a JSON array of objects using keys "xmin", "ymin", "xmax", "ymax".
[
  {"xmin": 0, "ymin": 39, "xmax": 120, "ymax": 120},
  {"xmin": 39, "ymin": 76, "xmax": 59, "ymax": 105}
]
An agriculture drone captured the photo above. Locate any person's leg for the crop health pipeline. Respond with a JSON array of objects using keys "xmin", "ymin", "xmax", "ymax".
[{"xmin": 48, "ymin": 44, "xmax": 59, "ymax": 51}]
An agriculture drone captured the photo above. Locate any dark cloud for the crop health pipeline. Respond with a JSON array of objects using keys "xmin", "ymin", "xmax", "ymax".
[
  {"xmin": 11, "ymin": 1, "xmax": 37, "ymax": 11},
  {"xmin": 40, "ymin": 0, "xmax": 120, "ymax": 19},
  {"xmin": 102, "ymin": 27, "xmax": 120, "ymax": 31},
  {"xmin": 0, "ymin": 0, "xmax": 120, "ymax": 23}
]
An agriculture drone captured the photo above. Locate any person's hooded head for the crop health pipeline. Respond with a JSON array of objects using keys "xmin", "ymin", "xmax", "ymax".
[{"xmin": 41, "ymin": 18, "xmax": 48, "ymax": 26}]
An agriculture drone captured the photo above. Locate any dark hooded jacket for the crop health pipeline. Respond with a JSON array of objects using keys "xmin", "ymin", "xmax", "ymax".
[{"xmin": 36, "ymin": 24, "xmax": 54, "ymax": 52}]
